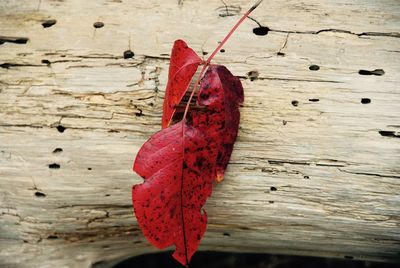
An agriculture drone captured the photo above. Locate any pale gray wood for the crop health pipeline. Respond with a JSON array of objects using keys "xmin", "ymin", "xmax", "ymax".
[{"xmin": 1, "ymin": 0, "xmax": 400, "ymax": 267}]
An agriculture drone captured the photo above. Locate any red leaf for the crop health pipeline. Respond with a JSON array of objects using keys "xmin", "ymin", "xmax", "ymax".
[
  {"xmin": 132, "ymin": 64, "xmax": 243, "ymax": 266},
  {"xmin": 162, "ymin": 40, "xmax": 202, "ymax": 129},
  {"xmin": 132, "ymin": 1, "xmax": 263, "ymax": 266},
  {"xmin": 132, "ymin": 121, "xmax": 216, "ymax": 266},
  {"xmin": 194, "ymin": 65, "xmax": 244, "ymax": 182}
]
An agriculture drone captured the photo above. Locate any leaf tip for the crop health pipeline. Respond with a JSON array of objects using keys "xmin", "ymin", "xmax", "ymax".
[{"xmin": 215, "ymin": 173, "xmax": 225, "ymax": 183}]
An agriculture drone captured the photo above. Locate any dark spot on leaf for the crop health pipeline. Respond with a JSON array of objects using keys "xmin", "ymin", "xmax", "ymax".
[
  {"xmin": 42, "ymin": 19, "xmax": 57, "ymax": 28},
  {"xmin": 202, "ymin": 51, "xmax": 208, "ymax": 55},
  {"xmin": 361, "ymin": 98, "xmax": 371, "ymax": 104},
  {"xmin": 291, "ymin": 100, "xmax": 299, "ymax": 107},
  {"xmin": 136, "ymin": 109, "xmax": 143, "ymax": 117},
  {"xmin": 303, "ymin": 175, "xmax": 310, "ymax": 179},
  {"xmin": 268, "ymin": 200, "xmax": 274, "ymax": 204},
  {"xmin": 358, "ymin": 69, "xmax": 384, "ymax": 76},
  {"xmin": 308, "ymin": 98, "xmax": 319, "ymax": 102},
  {"xmin": 52, "ymin": 148, "xmax": 63, "ymax": 153},
  {"xmin": 123, "ymin": 50, "xmax": 134, "ymax": 59},
  {"xmin": 35, "ymin": 191, "xmax": 46, "ymax": 198},
  {"xmin": 277, "ymin": 52, "xmax": 285, "ymax": 56},
  {"xmin": 56, "ymin": 125, "xmax": 65, "ymax": 133},
  {"xmin": 270, "ymin": 186, "xmax": 277, "ymax": 191},
  {"xmin": 223, "ymin": 232, "xmax": 230, "ymax": 236},
  {"xmin": 199, "ymin": 91, "xmax": 211, "ymax": 101},
  {"xmin": 195, "ymin": 157, "xmax": 204, "ymax": 168},
  {"xmin": 93, "ymin": 22, "xmax": 104, "ymax": 28},
  {"xmin": 282, "ymin": 120, "xmax": 287, "ymax": 125},
  {"xmin": 88, "ymin": 167, "xmax": 92, "ymax": 170},
  {"xmin": 220, "ymin": 49, "xmax": 225, "ymax": 53},
  {"xmin": 253, "ymin": 26, "xmax": 269, "ymax": 36},
  {"xmin": 344, "ymin": 256, "xmax": 354, "ymax": 260},
  {"xmin": 183, "ymin": 162, "xmax": 188, "ymax": 169},
  {"xmin": 216, "ymin": 151, "xmax": 223, "ymax": 162},
  {"xmin": 105, "ymin": 194, "xmax": 110, "ymax": 197},
  {"xmin": 49, "ymin": 163, "xmax": 60, "ymax": 169},
  {"xmin": 309, "ymin": 65, "xmax": 320, "ymax": 71}
]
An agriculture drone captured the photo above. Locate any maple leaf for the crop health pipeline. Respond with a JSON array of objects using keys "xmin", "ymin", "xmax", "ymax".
[{"xmin": 132, "ymin": 1, "xmax": 263, "ymax": 266}]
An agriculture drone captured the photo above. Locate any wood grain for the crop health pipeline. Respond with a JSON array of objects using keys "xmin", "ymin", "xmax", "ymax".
[{"xmin": 1, "ymin": 0, "xmax": 399, "ymax": 267}]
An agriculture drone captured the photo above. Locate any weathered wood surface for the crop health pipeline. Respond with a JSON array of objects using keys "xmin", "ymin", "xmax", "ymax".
[{"xmin": 1, "ymin": 0, "xmax": 400, "ymax": 267}]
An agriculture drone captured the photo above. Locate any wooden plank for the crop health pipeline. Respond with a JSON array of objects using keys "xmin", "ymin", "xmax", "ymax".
[{"xmin": 1, "ymin": 0, "xmax": 399, "ymax": 267}]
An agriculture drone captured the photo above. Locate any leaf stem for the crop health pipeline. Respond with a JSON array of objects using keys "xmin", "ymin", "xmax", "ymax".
[
  {"xmin": 205, "ymin": 0, "xmax": 264, "ymax": 65},
  {"xmin": 182, "ymin": 0, "xmax": 263, "ymax": 120}
]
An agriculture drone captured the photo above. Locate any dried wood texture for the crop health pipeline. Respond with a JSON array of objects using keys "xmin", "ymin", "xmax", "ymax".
[{"xmin": 1, "ymin": 0, "xmax": 400, "ymax": 267}]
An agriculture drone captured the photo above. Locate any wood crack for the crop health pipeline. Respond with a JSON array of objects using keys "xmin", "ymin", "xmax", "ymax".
[
  {"xmin": 0, "ymin": 123, "xmax": 156, "ymax": 134},
  {"xmin": 339, "ymin": 169, "xmax": 400, "ymax": 179},
  {"xmin": 269, "ymin": 28, "xmax": 400, "ymax": 39},
  {"xmin": 237, "ymin": 75, "xmax": 342, "ymax": 83},
  {"xmin": 0, "ymin": 63, "xmax": 43, "ymax": 69},
  {"xmin": 0, "ymin": 36, "xmax": 29, "ymax": 44}
]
